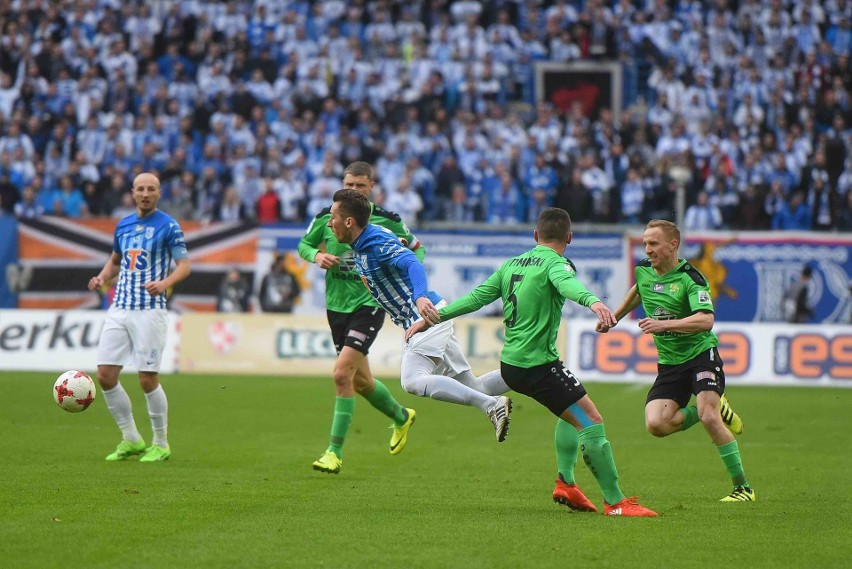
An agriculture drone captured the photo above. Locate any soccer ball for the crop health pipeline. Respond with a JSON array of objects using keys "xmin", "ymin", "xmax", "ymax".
[{"xmin": 53, "ymin": 370, "xmax": 96, "ymax": 413}]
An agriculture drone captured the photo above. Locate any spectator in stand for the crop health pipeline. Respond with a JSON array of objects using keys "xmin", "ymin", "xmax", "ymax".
[
  {"xmin": 214, "ymin": 187, "xmax": 248, "ymax": 223},
  {"xmin": 0, "ymin": 0, "xmax": 844, "ymax": 232},
  {"xmin": 485, "ymin": 168, "xmax": 523, "ymax": 225},
  {"xmin": 14, "ymin": 185, "xmax": 43, "ymax": 219},
  {"xmin": 772, "ymin": 191, "xmax": 812, "ymax": 230},
  {"xmin": 52, "ymin": 175, "xmax": 87, "ymax": 218},
  {"xmin": 384, "ymin": 174, "xmax": 424, "ymax": 225},
  {"xmin": 684, "ymin": 190, "xmax": 723, "ymax": 231},
  {"xmin": 256, "ymin": 178, "xmax": 282, "ymax": 225}
]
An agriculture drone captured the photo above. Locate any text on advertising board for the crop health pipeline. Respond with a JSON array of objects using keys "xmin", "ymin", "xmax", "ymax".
[
  {"xmin": 579, "ymin": 330, "xmax": 751, "ymax": 376},
  {"xmin": 773, "ymin": 334, "xmax": 852, "ymax": 380}
]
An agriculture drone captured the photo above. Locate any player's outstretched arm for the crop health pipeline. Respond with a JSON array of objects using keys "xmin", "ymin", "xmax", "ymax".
[{"xmin": 597, "ymin": 285, "xmax": 641, "ymax": 333}]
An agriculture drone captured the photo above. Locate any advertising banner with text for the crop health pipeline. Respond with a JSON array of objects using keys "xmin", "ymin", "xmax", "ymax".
[
  {"xmin": 0, "ymin": 309, "xmax": 179, "ymax": 373},
  {"xmin": 178, "ymin": 313, "xmax": 534, "ymax": 377},
  {"xmin": 566, "ymin": 319, "xmax": 852, "ymax": 388}
]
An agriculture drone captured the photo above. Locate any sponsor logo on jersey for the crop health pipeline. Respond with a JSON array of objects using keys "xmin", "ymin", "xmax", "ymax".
[
  {"xmin": 653, "ymin": 283, "xmax": 664, "ymax": 292},
  {"xmin": 338, "ymin": 250, "xmax": 357, "ymax": 273},
  {"xmin": 124, "ymin": 249, "xmax": 150, "ymax": 271},
  {"xmin": 698, "ymin": 290, "xmax": 711, "ymax": 304},
  {"xmin": 652, "ymin": 306, "xmax": 676, "ymax": 320},
  {"xmin": 135, "ymin": 225, "xmax": 144, "ymax": 232}
]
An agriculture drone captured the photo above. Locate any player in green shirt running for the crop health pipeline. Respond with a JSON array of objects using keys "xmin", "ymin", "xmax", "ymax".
[
  {"xmin": 599, "ymin": 219, "xmax": 755, "ymax": 502},
  {"xmin": 409, "ymin": 208, "xmax": 658, "ymax": 516},
  {"xmin": 298, "ymin": 162, "xmax": 423, "ymax": 474}
]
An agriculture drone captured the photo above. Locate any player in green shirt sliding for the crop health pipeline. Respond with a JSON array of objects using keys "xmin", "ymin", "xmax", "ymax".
[
  {"xmin": 298, "ymin": 162, "xmax": 424, "ymax": 474},
  {"xmin": 408, "ymin": 208, "xmax": 657, "ymax": 516},
  {"xmin": 598, "ymin": 219, "xmax": 755, "ymax": 502}
]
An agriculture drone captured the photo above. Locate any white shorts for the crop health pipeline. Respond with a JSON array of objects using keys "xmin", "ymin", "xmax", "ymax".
[
  {"xmin": 403, "ymin": 319, "xmax": 471, "ymax": 377},
  {"xmin": 97, "ymin": 307, "xmax": 168, "ymax": 372}
]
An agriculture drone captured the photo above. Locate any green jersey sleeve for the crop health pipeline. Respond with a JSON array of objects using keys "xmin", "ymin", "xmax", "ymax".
[
  {"xmin": 439, "ymin": 269, "xmax": 503, "ymax": 320},
  {"xmin": 297, "ymin": 213, "xmax": 329, "ymax": 263},
  {"xmin": 686, "ymin": 270, "xmax": 715, "ymax": 314},
  {"xmin": 547, "ymin": 260, "xmax": 600, "ymax": 308}
]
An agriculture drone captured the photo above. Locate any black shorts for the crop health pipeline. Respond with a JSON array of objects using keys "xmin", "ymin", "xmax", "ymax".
[
  {"xmin": 326, "ymin": 306, "xmax": 385, "ymax": 355},
  {"xmin": 646, "ymin": 347, "xmax": 726, "ymax": 408},
  {"xmin": 501, "ymin": 360, "xmax": 588, "ymax": 417}
]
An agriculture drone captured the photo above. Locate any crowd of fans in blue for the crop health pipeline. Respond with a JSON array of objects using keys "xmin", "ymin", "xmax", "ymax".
[{"xmin": 0, "ymin": 0, "xmax": 849, "ymax": 232}]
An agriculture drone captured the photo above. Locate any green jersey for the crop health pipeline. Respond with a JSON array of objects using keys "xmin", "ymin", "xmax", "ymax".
[
  {"xmin": 439, "ymin": 245, "xmax": 600, "ymax": 368},
  {"xmin": 298, "ymin": 203, "xmax": 425, "ymax": 313},
  {"xmin": 634, "ymin": 258, "xmax": 718, "ymax": 365}
]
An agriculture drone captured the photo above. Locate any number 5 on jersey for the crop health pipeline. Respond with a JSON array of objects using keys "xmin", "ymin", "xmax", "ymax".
[{"xmin": 506, "ymin": 274, "xmax": 524, "ymax": 328}]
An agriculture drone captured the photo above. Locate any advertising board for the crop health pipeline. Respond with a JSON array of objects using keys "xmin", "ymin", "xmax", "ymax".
[{"xmin": 0, "ymin": 309, "xmax": 179, "ymax": 373}]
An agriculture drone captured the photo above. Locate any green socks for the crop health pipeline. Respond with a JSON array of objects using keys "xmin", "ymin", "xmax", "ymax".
[
  {"xmin": 555, "ymin": 419, "xmax": 580, "ymax": 484},
  {"xmin": 328, "ymin": 396, "xmax": 355, "ymax": 456},
  {"xmin": 579, "ymin": 424, "xmax": 626, "ymax": 505},
  {"xmin": 680, "ymin": 405, "xmax": 700, "ymax": 431},
  {"xmin": 362, "ymin": 379, "xmax": 407, "ymax": 426},
  {"xmin": 717, "ymin": 440, "xmax": 748, "ymax": 487}
]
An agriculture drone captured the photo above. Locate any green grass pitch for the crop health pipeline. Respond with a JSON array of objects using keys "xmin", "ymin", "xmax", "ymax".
[{"xmin": 1, "ymin": 371, "xmax": 849, "ymax": 569}]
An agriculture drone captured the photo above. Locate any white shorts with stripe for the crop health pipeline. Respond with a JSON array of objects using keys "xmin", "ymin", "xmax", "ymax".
[
  {"xmin": 403, "ymin": 301, "xmax": 471, "ymax": 377},
  {"xmin": 97, "ymin": 307, "xmax": 168, "ymax": 372}
]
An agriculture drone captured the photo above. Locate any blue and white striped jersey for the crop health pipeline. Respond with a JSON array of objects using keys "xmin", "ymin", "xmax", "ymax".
[
  {"xmin": 112, "ymin": 210, "xmax": 188, "ymax": 310},
  {"xmin": 350, "ymin": 224, "xmax": 441, "ymax": 330}
]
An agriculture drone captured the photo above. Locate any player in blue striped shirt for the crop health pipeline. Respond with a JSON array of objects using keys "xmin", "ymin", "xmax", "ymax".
[
  {"xmin": 328, "ymin": 189, "xmax": 512, "ymax": 441},
  {"xmin": 88, "ymin": 172, "xmax": 191, "ymax": 463}
]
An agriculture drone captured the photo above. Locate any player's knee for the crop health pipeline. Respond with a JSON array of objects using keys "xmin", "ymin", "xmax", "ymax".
[
  {"xmin": 400, "ymin": 376, "xmax": 423, "ymax": 396},
  {"xmin": 645, "ymin": 418, "xmax": 669, "ymax": 437},
  {"xmin": 698, "ymin": 404, "xmax": 723, "ymax": 427},
  {"xmin": 139, "ymin": 372, "xmax": 160, "ymax": 393},
  {"xmin": 96, "ymin": 369, "xmax": 119, "ymax": 389},
  {"xmin": 331, "ymin": 368, "xmax": 355, "ymax": 390},
  {"xmin": 585, "ymin": 408, "xmax": 603, "ymax": 424}
]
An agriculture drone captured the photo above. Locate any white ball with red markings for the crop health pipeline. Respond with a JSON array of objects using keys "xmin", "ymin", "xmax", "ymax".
[{"xmin": 53, "ymin": 370, "xmax": 96, "ymax": 413}]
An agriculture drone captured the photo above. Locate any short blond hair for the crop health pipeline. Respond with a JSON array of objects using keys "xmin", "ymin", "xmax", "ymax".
[{"xmin": 646, "ymin": 219, "xmax": 680, "ymax": 243}]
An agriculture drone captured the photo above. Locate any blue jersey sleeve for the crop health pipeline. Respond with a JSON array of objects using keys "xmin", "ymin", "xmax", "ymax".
[
  {"xmin": 393, "ymin": 254, "xmax": 428, "ymax": 301},
  {"xmin": 167, "ymin": 221, "xmax": 189, "ymax": 260}
]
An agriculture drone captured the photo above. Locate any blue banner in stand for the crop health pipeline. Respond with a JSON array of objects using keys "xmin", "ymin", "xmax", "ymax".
[{"xmin": 630, "ymin": 234, "xmax": 852, "ymax": 323}]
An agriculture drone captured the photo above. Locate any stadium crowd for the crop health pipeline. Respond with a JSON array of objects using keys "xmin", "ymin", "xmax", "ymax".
[{"xmin": 0, "ymin": 0, "xmax": 849, "ymax": 231}]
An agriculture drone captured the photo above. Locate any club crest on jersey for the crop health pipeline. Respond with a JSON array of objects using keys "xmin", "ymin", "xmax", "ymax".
[
  {"xmin": 146, "ymin": 227, "xmax": 155, "ymax": 239},
  {"xmin": 698, "ymin": 290, "xmax": 711, "ymax": 304},
  {"xmin": 653, "ymin": 283, "xmax": 664, "ymax": 292},
  {"xmin": 669, "ymin": 283, "xmax": 680, "ymax": 294}
]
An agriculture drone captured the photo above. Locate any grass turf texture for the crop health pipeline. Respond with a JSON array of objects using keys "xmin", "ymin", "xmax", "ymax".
[{"xmin": 1, "ymin": 372, "xmax": 849, "ymax": 569}]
